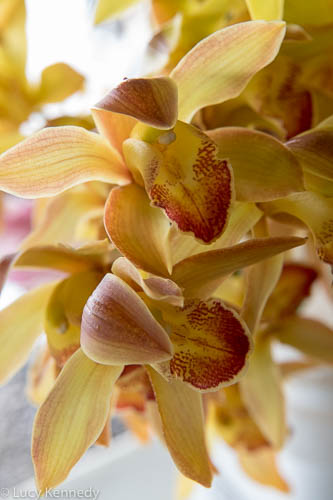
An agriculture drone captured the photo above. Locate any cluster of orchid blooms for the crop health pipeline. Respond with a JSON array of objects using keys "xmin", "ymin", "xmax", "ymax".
[{"xmin": 0, "ymin": 0, "xmax": 333, "ymax": 495}]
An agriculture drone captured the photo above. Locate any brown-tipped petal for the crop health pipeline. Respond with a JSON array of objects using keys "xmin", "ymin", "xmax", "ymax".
[
  {"xmin": 124, "ymin": 121, "xmax": 234, "ymax": 244},
  {"xmin": 0, "ymin": 282, "xmax": 59, "ymax": 385},
  {"xmin": 104, "ymin": 183, "xmax": 172, "ymax": 276},
  {"xmin": 240, "ymin": 337, "xmax": 286, "ymax": 448},
  {"xmin": 208, "ymin": 127, "xmax": 304, "ymax": 202},
  {"xmin": 159, "ymin": 298, "xmax": 251, "ymax": 392},
  {"xmin": 32, "ymin": 349, "xmax": 122, "ymax": 492},
  {"xmin": 0, "ymin": 126, "xmax": 131, "ymax": 198},
  {"xmin": 147, "ymin": 367, "xmax": 212, "ymax": 487},
  {"xmin": 91, "ymin": 107, "xmax": 136, "ymax": 155},
  {"xmin": 81, "ymin": 274, "xmax": 173, "ymax": 365},
  {"xmin": 94, "ymin": 77, "xmax": 178, "ymax": 129},
  {"xmin": 271, "ymin": 317, "xmax": 333, "ymax": 364},
  {"xmin": 171, "ymin": 236, "xmax": 307, "ymax": 299},
  {"xmin": 171, "ymin": 21, "xmax": 286, "ymax": 122},
  {"xmin": 112, "ymin": 257, "xmax": 183, "ymax": 307}
]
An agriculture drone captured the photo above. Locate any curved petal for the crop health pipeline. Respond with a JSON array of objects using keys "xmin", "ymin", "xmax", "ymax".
[
  {"xmin": 91, "ymin": 107, "xmax": 136, "ymax": 156},
  {"xmin": 147, "ymin": 367, "xmax": 212, "ymax": 487},
  {"xmin": 37, "ymin": 63, "xmax": 84, "ymax": 104},
  {"xmin": 104, "ymin": 183, "xmax": 172, "ymax": 276},
  {"xmin": 0, "ymin": 126, "xmax": 131, "ymax": 198},
  {"xmin": 171, "ymin": 236, "xmax": 307, "ymax": 298},
  {"xmin": 159, "ymin": 298, "xmax": 251, "ymax": 391},
  {"xmin": 32, "ymin": 348, "xmax": 122, "ymax": 492},
  {"xmin": 81, "ymin": 274, "xmax": 173, "ymax": 365},
  {"xmin": 112, "ymin": 257, "xmax": 183, "ymax": 307},
  {"xmin": 238, "ymin": 448, "xmax": 289, "ymax": 492},
  {"xmin": 0, "ymin": 282, "xmax": 58, "ymax": 385},
  {"xmin": 171, "ymin": 20, "xmax": 286, "ymax": 122},
  {"xmin": 245, "ymin": 0, "xmax": 284, "ymax": 21},
  {"xmin": 94, "ymin": 77, "xmax": 178, "ymax": 129},
  {"xmin": 208, "ymin": 127, "xmax": 304, "ymax": 201},
  {"xmin": 124, "ymin": 121, "xmax": 234, "ymax": 244}
]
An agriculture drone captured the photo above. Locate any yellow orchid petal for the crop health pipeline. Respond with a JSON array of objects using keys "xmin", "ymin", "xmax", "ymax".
[
  {"xmin": 94, "ymin": 0, "xmax": 141, "ymax": 23},
  {"xmin": 45, "ymin": 271, "xmax": 103, "ymax": 367},
  {"xmin": 81, "ymin": 274, "xmax": 173, "ymax": 365},
  {"xmin": 287, "ymin": 128, "xmax": 333, "ymax": 181},
  {"xmin": 168, "ymin": 202, "xmax": 262, "ymax": 266},
  {"xmin": 104, "ymin": 183, "xmax": 172, "ymax": 276},
  {"xmin": 0, "ymin": 282, "xmax": 58, "ymax": 385},
  {"xmin": 147, "ymin": 367, "xmax": 212, "ymax": 487},
  {"xmin": 32, "ymin": 348, "xmax": 122, "ymax": 492},
  {"xmin": 124, "ymin": 121, "xmax": 234, "ymax": 244},
  {"xmin": 172, "ymin": 236, "xmax": 306, "ymax": 299},
  {"xmin": 0, "ymin": 126, "xmax": 131, "ymax": 198},
  {"xmin": 171, "ymin": 20, "xmax": 286, "ymax": 122},
  {"xmin": 271, "ymin": 317, "xmax": 333, "ymax": 364},
  {"xmin": 261, "ymin": 192, "xmax": 333, "ymax": 266},
  {"xmin": 112, "ymin": 257, "xmax": 183, "ymax": 307},
  {"xmin": 238, "ymin": 448, "xmax": 289, "ymax": 492},
  {"xmin": 245, "ymin": 0, "xmax": 284, "ymax": 21},
  {"xmin": 20, "ymin": 189, "xmax": 104, "ymax": 248},
  {"xmin": 26, "ymin": 347, "xmax": 58, "ymax": 406},
  {"xmin": 91, "ymin": 107, "xmax": 136, "ymax": 156},
  {"xmin": 304, "ymin": 171, "xmax": 333, "ymax": 197},
  {"xmin": 159, "ymin": 298, "xmax": 251, "ymax": 391},
  {"xmin": 94, "ymin": 77, "xmax": 178, "ymax": 129},
  {"xmin": 240, "ymin": 337, "xmax": 286, "ymax": 448},
  {"xmin": 208, "ymin": 127, "xmax": 304, "ymax": 201},
  {"xmin": 37, "ymin": 63, "xmax": 84, "ymax": 104},
  {"xmin": 263, "ymin": 263, "xmax": 317, "ymax": 322}
]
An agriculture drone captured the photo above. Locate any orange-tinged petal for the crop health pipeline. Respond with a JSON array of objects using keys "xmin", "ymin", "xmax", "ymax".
[
  {"xmin": 94, "ymin": 77, "xmax": 178, "ymax": 129},
  {"xmin": 245, "ymin": 0, "xmax": 284, "ymax": 21},
  {"xmin": 45, "ymin": 271, "xmax": 103, "ymax": 367},
  {"xmin": 81, "ymin": 274, "xmax": 173, "ymax": 365},
  {"xmin": 238, "ymin": 447, "xmax": 289, "ymax": 492},
  {"xmin": 147, "ymin": 366, "xmax": 212, "ymax": 487},
  {"xmin": 32, "ymin": 348, "xmax": 122, "ymax": 492},
  {"xmin": 208, "ymin": 127, "xmax": 304, "ymax": 202},
  {"xmin": 112, "ymin": 257, "xmax": 183, "ymax": 307},
  {"xmin": 94, "ymin": 0, "xmax": 141, "ymax": 23},
  {"xmin": 168, "ymin": 202, "xmax": 262, "ymax": 266},
  {"xmin": 263, "ymin": 263, "xmax": 317, "ymax": 322},
  {"xmin": 159, "ymin": 298, "xmax": 251, "ymax": 391},
  {"xmin": 271, "ymin": 317, "xmax": 333, "ymax": 364},
  {"xmin": 171, "ymin": 20, "xmax": 286, "ymax": 122},
  {"xmin": 287, "ymin": 128, "xmax": 333, "ymax": 181},
  {"xmin": 0, "ymin": 127, "xmax": 131, "ymax": 198},
  {"xmin": 26, "ymin": 347, "xmax": 58, "ymax": 406},
  {"xmin": 91, "ymin": 107, "xmax": 136, "ymax": 156},
  {"xmin": 104, "ymin": 183, "xmax": 172, "ymax": 276},
  {"xmin": 240, "ymin": 337, "xmax": 286, "ymax": 448},
  {"xmin": 37, "ymin": 63, "xmax": 84, "ymax": 104},
  {"xmin": 125, "ymin": 121, "xmax": 234, "ymax": 244},
  {"xmin": 0, "ymin": 282, "xmax": 58, "ymax": 384},
  {"xmin": 172, "ymin": 236, "xmax": 306, "ymax": 298}
]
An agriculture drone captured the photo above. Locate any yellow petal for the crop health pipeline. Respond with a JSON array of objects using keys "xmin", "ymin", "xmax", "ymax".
[
  {"xmin": 271, "ymin": 316, "xmax": 333, "ymax": 364},
  {"xmin": 45, "ymin": 271, "xmax": 103, "ymax": 367},
  {"xmin": 81, "ymin": 274, "xmax": 173, "ymax": 365},
  {"xmin": 94, "ymin": 77, "xmax": 178, "ymax": 129},
  {"xmin": 94, "ymin": 0, "xmax": 141, "ymax": 23},
  {"xmin": 125, "ymin": 121, "xmax": 234, "ymax": 244},
  {"xmin": 159, "ymin": 298, "xmax": 251, "ymax": 391},
  {"xmin": 37, "ymin": 63, "xmax": 84, "ymax": 104},
  {"xmin": 0, "ymin": 282, "xmax": 58, "ymax": 384},
  {"xmin": 147, "ymin": 366, "xmax": 212, "ymax": 487},
  {"xmin": 172, "ymin": 236, "xmax": 306, "ymax": 298},
  {"xmin": 171, "ymin": 20, "xmax": 286, "ymax": 122},
  {"xmin": 208, "ymin": 127, "xmax": 304, "ymax": 201},
  {"xmin": 238, "ymin": 447, "xmax": 289, "ymax": 492},
  {"xmin": 112, "ymin": 257, "xmax": 183, "ymax": 307},
  {"xmin": 26, "ymin": 347, "xmax": 58, "ymax": 406},
  {"xmin": 32, "ymin": 348, "xmax": 122, "ymax": 492},
  {"xmin": 91, "ymin": 107, "xmax": 136, "ymax": 156},
  {"xmin": 104, "ymin": 183, "xmax": 172, "ymax": 276},
  {"xmin": 240, "ymin": 337, "xmax": 286, "ymax": 448},
  {"xmin": 0, "ymin": 126, "xmax": 131, "ymax": 198},
  {"xmin": 245, "ymin": 0, "xmax": 284, "ymax": 21}
]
